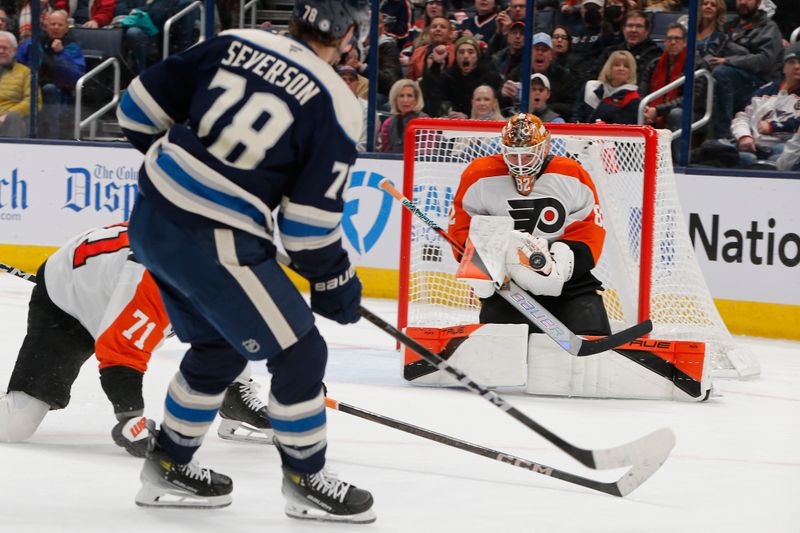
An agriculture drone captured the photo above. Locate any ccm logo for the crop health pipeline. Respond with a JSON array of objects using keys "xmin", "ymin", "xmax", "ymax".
[{"xmin": 314, "ymin": 267, "xmax": 356, "ymax": 291}]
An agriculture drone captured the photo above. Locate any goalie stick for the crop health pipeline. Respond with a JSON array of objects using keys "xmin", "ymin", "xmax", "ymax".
[
  {"xmin": 356, "ymin": 304, "xmax": 675, "ymax": 472},
  {"xmin": 379, "ymin": 179, "xmax": 652, "ymax": 357},
  {"xmin": 325, "ymin": 396, "xmax": 667, "ymax": 497},
  {"xmin": 0, "ymin": 263, "xmax": 37, "ymax": 282}
]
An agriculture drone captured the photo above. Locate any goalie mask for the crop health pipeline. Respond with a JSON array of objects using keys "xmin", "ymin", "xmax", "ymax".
[{"xmin": 500, "ymin": 113, "xmax": 551, "ymax": 196}]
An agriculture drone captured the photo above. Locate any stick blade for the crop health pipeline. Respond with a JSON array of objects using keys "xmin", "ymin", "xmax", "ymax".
[
  {"xmin": 577, "ymin": 320, "xmax": 654, "ymax": 356},
  {"xmin": 593, "ymin": 427, "xmax": 676, "ymax": 497}
]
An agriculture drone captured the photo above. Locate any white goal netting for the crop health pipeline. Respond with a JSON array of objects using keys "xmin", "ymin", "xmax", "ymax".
[{"xmin": 399, "ymin": 120, "xmax": 758, "ymax": 378}]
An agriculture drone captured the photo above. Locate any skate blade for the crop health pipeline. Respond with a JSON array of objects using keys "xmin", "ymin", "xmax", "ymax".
[
  {"xmin": 217, "ymin": 419, "xmax": 274, "ymax": 445},
  {"xmin": 135, "ymin": 483, "xmax": 232, "ymax": 509},
  {"xmin": 285, "ymin": 502, "xmax": 376, "ymax": 524}
]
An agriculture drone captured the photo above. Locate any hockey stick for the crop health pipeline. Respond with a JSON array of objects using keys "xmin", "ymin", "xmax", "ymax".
[
  {"xmin": 379, "ymin": 179, "xmax": 652, "ymax": 357},
  {"xmin": 357, "ymin": 304, "xmax": 675, "ymax": 472},
  {"xmin": 0, "ymin": 263, "xmax": 37, "ymax": 283},
  {"xmin": 325, "ymin": 396, "xmax": 666, "ymax": 497}
]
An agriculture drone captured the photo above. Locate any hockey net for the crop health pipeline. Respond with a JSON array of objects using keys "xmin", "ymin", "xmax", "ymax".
[{"xmin": 397, "ymin": 119, "xmax": 758, "ymax": 378}]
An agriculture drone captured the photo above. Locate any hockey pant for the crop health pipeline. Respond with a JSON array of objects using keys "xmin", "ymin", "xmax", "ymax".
[
  {"xmin": 479, "ymin": 290, "xmax": 612, "ymax": 336},
  {"xmin": 128, "ymin": 195, "xmax": 328, "ymax": 472}
]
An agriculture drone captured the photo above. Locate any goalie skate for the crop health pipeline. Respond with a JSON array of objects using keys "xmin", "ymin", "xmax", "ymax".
[
  {"xmin": 282, "ymin": 467, "xmax": 376, "ymax": 524},
  {"xmin": 217, "ymin": 379, "xmax": 273, "ymax": 444},
  {"xmin": 135, "ymin": 421, "xmax": 233, "ymax": 509}
]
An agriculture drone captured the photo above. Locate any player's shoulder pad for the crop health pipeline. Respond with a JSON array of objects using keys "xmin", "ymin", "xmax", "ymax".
[
  {"xmin": 219, "ymin": 29, "xmax": 362, "ymax": 145},
  {"xmin": 463, "ymin": 153, "xmax": 507, "ymax": 180}
]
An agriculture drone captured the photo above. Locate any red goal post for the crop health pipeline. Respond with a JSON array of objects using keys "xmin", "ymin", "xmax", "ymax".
[{"xmin": 396, "ymin": 118, "xmax": 758, "ymax": 378}]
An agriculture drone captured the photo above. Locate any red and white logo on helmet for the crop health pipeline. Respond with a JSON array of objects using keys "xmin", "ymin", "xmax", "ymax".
[{"xmin": 500, "ymin": 113, "xmax": 551, "ymax": 196}]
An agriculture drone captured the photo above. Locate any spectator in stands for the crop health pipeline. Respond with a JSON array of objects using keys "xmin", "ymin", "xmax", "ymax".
[
  {"xmin": 693, "ymin": 0, "xmax": 727, "ymax": 57},
  {"xmin": 730, "ymin": 42, "xmax": 800, "ymax": 168},
  {"xmin": 117, "ymin": 0, "xmax": 197, "ymax": 75},
  {"xmin": 502, "ymin": 32, "xmax": 577, "ymax": 119},
  {"xmin": 0, "ymin": 8, "xmax": 10, "ymax": 34},
  {"xmin": 573, "ymin": 49, "xmax": 641, "ymax": 124},
  {"xmin": 407, "ymin": 15, "xmax": 454, "ymax": 81},
  {"xmin": 706, "ymin": 0, "xmax": 783, "ymax": 138},
  {"xmin": 341, "ymin": 46, "xmax": 369, "ymax": 99},
  {"xmin": 569, "ymin": 0, "xmax": 612, "ymax": 86},
  {"xmin": 380, "ymin": 78, "xmax": 428, "ymax": 154},
  {"xmin": 486, "ymin": 0, "xmax": 525, "ymax": 54},
  {"xmin": 551, "ymin": 25, "xmax": 573, "ymax": 68},
  {"xmin": 470, "ymin": 84, "xmax": 504, "ymax": 120},
  {"xmin": 55, "ymin": 0, "xmax": 115, "ymax": 28},
  {"xmin": 491, "ymin": 19, "xmax": 524, "ymax": 79},
  {"xmin": 457, "ymin": 0, "xmax": 499, "ymax": 44},
  {"xmin": 409, "ymin": 0, "xmax": 448, "ymax": 45},
  {"xmin": 0, "ymin": 30, "xmax": 40, "ymax": 137},
  {"xmin": 601, "ymin": 10, "xmax": 662, "ymax": 96},
  {"xmin": 558, "ymin": 0, "xmax": 583, "ymax": 35},
  {"xmin": 18, "ymin": 0, "xmax": 52, "ymax": 40},
  {"xmin": 381, "ymin": 0, "xmax": 412, "ymax": 43},
  {"xmin": 16, "ymin": 9, "xmax": 85, "ymax": 138},
  {"xmin": 338, "ymin": 64, "xmax": 378, "ymax": 152},
  {"xmin": 776, "ymin": 130, "xmax": 800, "ymax": 171},
  {"xmin": 528, "ymin": 73, "xmax": 565, "ymax": 123},
  {"xmin": 423, "ymin": 35, "xmax": 503, "ymax": 117},
  {"xmin": 602, "ymin": 0, "xmax": 627, "ymax": 46}
]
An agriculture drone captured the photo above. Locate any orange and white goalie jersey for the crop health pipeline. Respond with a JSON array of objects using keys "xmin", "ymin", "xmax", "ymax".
[
  {"xmin": 449, "ymin": 154, "xmax": 606, "ymax": 294},
  {"xmin": 43, "ymin": 224, "xmax": 171, "ymax": 372}
]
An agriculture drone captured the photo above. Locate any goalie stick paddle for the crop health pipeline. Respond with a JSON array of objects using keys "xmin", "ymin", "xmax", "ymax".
[
  {"xmin": 378, "ymin": 179, "xmax": 652, "ymax": 356},
  {"xmin": 0, "ymin": 263, "xmax": 37, "ymax": 283},
  {"xmin": 325, "ymin": 396, "xmax": 668, "ymax": 497},
  {"xmin": 357, "ymin": 304, "xmax": 676, "ymax": 473}
]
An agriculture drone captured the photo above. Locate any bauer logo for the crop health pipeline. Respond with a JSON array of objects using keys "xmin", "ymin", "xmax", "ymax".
[
  {"xmin": 64, "ymin": 164, "xmax": 139, "ymax": 221},
  {"xmin": 0, "ymin": 169, "xmax": 29, "ymax": 222},
  {"xmin": 342, "ymin": 171, "xmax": 394, "ymax": 255}
]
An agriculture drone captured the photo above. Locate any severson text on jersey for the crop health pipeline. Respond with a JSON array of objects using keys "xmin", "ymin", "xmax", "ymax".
[{"xmin": 220, "ymin": 41, "xmax": 321, "ymax": 106}]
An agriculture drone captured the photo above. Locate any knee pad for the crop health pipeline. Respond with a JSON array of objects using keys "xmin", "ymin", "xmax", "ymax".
[{"xmin": 0, "ymin": 391, "xmax": 50, "ymax": 443}]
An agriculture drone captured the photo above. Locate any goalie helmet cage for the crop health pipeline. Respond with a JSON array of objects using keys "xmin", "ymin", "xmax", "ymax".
[{"xmin": 396, "ymin": 118, "xmax": 759, "ymax": 379}]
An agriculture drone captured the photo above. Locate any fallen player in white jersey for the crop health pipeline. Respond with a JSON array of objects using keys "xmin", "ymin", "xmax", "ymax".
[{"xmin": 0, "ymin": 224, "xmax": 273, "ymax": 455}]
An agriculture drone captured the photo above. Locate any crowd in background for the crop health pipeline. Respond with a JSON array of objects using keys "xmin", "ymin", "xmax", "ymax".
[{"xmin": 0, "ymin": 0, "xmax": 798, "ymax": 171}]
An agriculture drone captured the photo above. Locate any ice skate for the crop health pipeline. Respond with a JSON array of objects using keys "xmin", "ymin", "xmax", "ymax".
[
  {"xmin": 217, "ymin": 379, "xmax": 273, "ymax": 444},
  {"xmin": 135, "ymin": 421, "xmax": 233, "ymax": 509},
  {"xmin": 282, "ymin": 466, "xmax": 376, "ymax": 524},
  {"xmin": 112, "ymin": 416, "xmax": 149, "ymax": 457}
]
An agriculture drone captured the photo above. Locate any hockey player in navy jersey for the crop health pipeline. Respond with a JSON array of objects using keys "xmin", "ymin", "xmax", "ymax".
[{"xmin": 116, "ymin": 0, "xmax": 374, "ymax": 523}]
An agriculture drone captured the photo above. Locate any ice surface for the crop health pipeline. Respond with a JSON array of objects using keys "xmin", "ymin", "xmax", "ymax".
[{"xmin": 0, "ymin": 272, "xmax": 798, "ymax": 532}]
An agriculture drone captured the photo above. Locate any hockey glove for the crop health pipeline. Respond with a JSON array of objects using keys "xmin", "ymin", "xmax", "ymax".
[
  {"xmin": 506, "ymin": 231, "xmax": 574, "ymax": 297},
  {"xmin": 111, "ymin": 415, "xmax": 149, "ymax": 457},
  {"xmin": 310, "ymin": 266, "xmax": 362, "ymax": 324}
]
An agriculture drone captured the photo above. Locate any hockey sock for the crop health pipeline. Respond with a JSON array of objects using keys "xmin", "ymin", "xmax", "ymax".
[
  {"xmin": 268, "ymin": 388, "xmax": 327, "ymax": 474},
  {"xmin": 160, "ymin": 372, "xmax": 225, "ymax": 464}
]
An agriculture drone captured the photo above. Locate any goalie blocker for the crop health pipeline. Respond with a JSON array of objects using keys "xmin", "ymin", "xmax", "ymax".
[{"xmin": 403, "ymin": 325, "xmax": 711, "ymax": 401}]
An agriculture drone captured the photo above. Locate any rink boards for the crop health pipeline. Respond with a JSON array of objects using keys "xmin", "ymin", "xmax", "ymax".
[{"xmin": 0, "ymin": 139, "xmax": 797, "ymax": 339}]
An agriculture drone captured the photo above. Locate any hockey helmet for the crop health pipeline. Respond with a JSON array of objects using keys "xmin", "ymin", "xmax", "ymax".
[
  {"xmin": 500, "ymin": 113, "xmax": 551, "ymax": 195},
  {"xmin": 292, "ymin": 0, "xmax": 369, "ymax": 41}
]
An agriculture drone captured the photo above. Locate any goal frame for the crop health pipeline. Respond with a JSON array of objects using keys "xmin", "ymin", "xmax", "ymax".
[{"xmin": 397, "ymin": 118, "xmax": 660, "ymax": 334}]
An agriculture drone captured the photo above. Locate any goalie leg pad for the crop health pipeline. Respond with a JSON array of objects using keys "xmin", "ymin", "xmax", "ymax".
[
  {"xmin": 404, "ymin": 324, "xmax": 529, "ymax": 387},
  {"xmin": 526, "ymin": 334, "xmax": 712, "ymax": 401}
]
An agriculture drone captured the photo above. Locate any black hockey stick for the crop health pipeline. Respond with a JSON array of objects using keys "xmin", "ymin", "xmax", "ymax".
[
  {"xmin": 325, "ymin": 396, "xmax": 662, "ymax": 497},
  {"xmin": 0, "ymin": 263, "xmax": 37, "ymax": 282},
  {"xmin": 379, "ymin": 179, "xmax": 652, "ymax": 357},
  {"xmin": 357, "ymin": 305, "xmax": 675, "ymax": 474}
]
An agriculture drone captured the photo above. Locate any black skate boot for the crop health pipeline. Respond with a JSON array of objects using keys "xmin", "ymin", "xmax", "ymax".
[
  {"xmin": 135, "ymin": 421, "xmax": 233, "ymax": 508},
  {"xmin": 282, "ymin": 466, "xmax": 376, "ymax": 524},
  {"xmin": 217, "ymin": 379, "xmax": 273, "ymax": 444},
  {"xmin": 111, "ymin": 415, "xmax": 149, "ymax": 458}
]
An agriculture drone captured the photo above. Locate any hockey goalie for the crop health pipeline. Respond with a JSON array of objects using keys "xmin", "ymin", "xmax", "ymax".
[{"xmin": 402, "ymin": 114, "xmax": 711, "ymax": 401}]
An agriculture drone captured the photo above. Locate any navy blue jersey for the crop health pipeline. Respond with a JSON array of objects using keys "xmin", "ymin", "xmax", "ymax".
[{"xmin": 117, "ymin": 29, "xmax": 362, "ymax": 280}]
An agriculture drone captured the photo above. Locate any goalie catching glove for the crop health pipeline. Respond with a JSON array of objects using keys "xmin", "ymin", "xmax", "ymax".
[{"xmin": 506, "ymin": 231, "xmax": 574, "ymax": 297}]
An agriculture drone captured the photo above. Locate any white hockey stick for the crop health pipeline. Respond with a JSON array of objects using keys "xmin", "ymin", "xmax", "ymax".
[{"xmin": 0, "ymin": 263, "xmax": 37, "ymax": 282}]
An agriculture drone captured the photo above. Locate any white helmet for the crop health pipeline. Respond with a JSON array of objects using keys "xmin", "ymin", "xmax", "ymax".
[{"xmin": 500, "ymin": 113, "xmax": 551, "ymax": 195}]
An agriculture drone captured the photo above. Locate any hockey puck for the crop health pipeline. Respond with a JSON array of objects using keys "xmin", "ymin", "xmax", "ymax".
[{"xmin": 529, "ymin": 251, "xmax": 547, "ymax": 270}]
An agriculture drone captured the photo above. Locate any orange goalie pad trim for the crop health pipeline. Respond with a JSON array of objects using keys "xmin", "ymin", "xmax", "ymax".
[
  {"xmin": 403, "ymin": 324, "xmax": 485, "ymax": 365},
  {"xmin": 586, "ymin": 336, "xmax": 707, "ymax": 382}
]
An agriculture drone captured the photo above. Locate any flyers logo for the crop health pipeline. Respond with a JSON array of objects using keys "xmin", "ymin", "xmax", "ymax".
[{"xmin": 506, "ymin": 197, "xmax": 566, "ymax": 234}]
